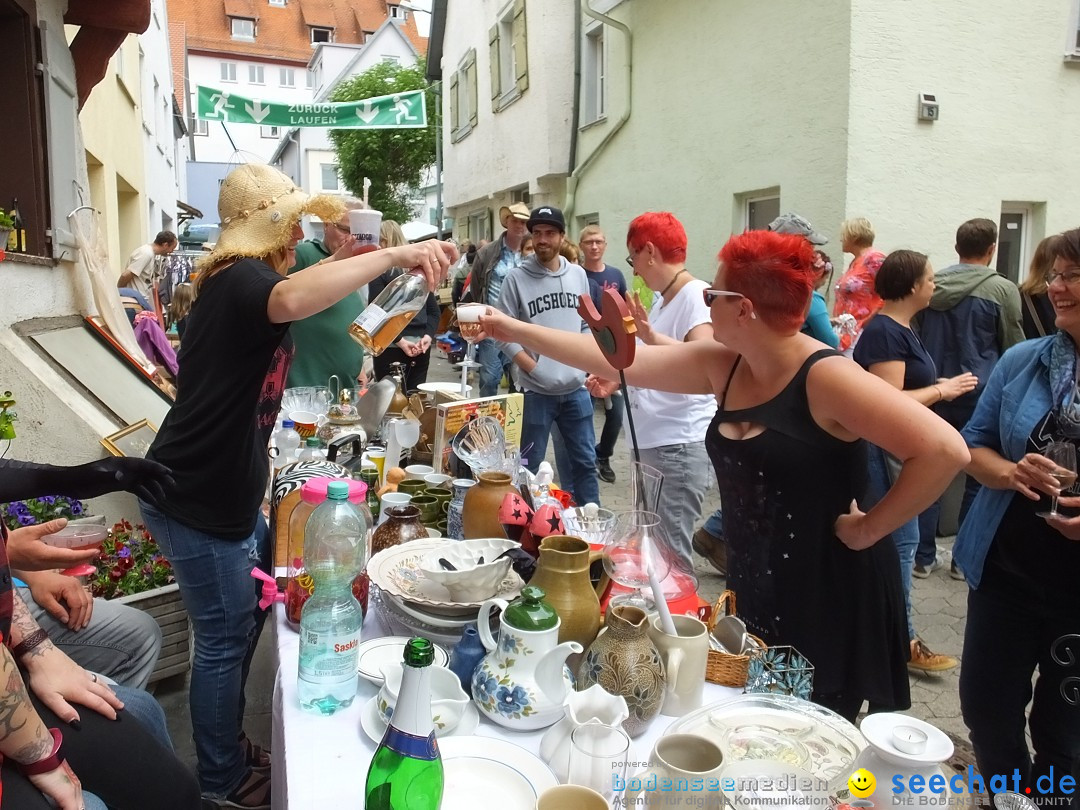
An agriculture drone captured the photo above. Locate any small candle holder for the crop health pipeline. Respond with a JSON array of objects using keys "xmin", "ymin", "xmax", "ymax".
[{"xmin": 891, "ymin": 725, "xmax": 928, "ymax": 755}]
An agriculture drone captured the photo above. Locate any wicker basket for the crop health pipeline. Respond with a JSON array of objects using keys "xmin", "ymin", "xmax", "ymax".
[{"xmin": 704, "ymin": 590, "xmax": 766, "ymax": 688}]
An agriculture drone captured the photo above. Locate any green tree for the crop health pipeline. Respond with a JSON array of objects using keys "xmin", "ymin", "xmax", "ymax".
[{"xmin": 329, "ymin": 59, "xmax": 435, "ymax": 223}]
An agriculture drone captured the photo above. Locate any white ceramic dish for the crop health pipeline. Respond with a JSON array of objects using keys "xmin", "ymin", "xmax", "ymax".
[
  {"xmin": 419, "ymin": 539, "xmax": 519, "ymax": 603},
  {"xmin": 388, "ymin": 593, "xmax": 480, "ymax": 629},
  {"xmin": 356, "ymin": 636, "xmax": 449, "ymax": 685},
  {"xmin": 360, "ymin": 696, "xmax": 480, "ymax": 744},
  {"xmin": 859, "ymin": 713, "xmax": 953, "ymax": 767},
  {"xmin": 371, "ymin": 586, "xmax": 475, "ymax": 647},
  {"xmin": 439, "ymin": 736, "xmax": 558, "ymax": 810},
  {"xmin": 418, "ymin": 382, "xmax": 471, "ymax": 395},
  {"xmin": 367, "ymin": 538, "xmax": 524, "ymax": 611}
]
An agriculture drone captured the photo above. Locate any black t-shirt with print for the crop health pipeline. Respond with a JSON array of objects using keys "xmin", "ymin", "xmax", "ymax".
[{"xmin": 148, "ymin": 259, "xmax": 292, "ymax": 539}]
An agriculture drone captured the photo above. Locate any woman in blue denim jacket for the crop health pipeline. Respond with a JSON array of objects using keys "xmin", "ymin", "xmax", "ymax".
[{"xmin": 956, "ymin": 228, "xmax": 1080, "ymax": 807}]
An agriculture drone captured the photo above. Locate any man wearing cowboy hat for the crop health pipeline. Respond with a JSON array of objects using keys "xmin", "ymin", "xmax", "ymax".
[{"xmin": 469, "ymin": 202, "xmax": 529, "ymax": 396}]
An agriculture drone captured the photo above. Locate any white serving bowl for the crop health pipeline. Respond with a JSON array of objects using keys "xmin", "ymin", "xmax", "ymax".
[
  {"xmin": 377, "ymin": 663, "xmax": 471, "ymax": 734},
  {"xmin": 419, "ymin": 538, "xmax": 519, "ymax": 603}
]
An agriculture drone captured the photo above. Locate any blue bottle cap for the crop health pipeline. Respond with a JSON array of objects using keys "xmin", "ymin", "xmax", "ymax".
[{"xmin": 282, "ymin": 420, "xmax": 295, "ymax": 428}]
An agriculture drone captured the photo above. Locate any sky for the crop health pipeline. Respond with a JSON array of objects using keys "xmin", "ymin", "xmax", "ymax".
[{"xmin": 408, "ymin": 0, "xmax": 433, "ymax": 37}]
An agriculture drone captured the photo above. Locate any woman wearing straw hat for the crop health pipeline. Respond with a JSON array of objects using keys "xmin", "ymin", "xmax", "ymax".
[{"xmin": 138, "ymin": 163, "xmax": 455, "ymax": 808}]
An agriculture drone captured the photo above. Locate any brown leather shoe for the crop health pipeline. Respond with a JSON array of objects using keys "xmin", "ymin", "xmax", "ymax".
[
  {"xmin": 908, "ymin": 638, "xmax": 958, "ymax": 673},
  {"xmin": 692, "ymin": 527, "xmax": 727, "ymax": 575}
]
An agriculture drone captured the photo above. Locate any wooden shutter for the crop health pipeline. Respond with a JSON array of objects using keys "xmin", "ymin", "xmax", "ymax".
[
  {"xmin": 488, "ymin": 23, "xmax": 501, "ymax": 105},
  {"xmin": 467, "ymin": 51, "xmax": 478, "ymax": 128},
  {"xmin": 512, "ymin": 0, "xmax": 528, "ymax": 94},
  {"xmin": 448, "ymin": 71, "xmax": 459, "ymax": 133},
  {"xmin": 40, "ymin": 19, "xmax": 81, "ymax": 259}
]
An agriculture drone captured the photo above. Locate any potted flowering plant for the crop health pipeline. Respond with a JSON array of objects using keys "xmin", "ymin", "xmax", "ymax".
[
  {"xmin": 92, "ymin": 520, "xmax": 190, "ymax": 684},
  {"xmin": 1, "ymin": 495, "xmax": 87, "ymax": 530},
  {"xmin": 89, "ymin": 520, "xmax": 174, "ymax": 599}
]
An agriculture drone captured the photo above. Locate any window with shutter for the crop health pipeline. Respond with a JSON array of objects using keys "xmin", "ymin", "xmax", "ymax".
[
  {"xmin": 512, "ymin": 0, "xmax": 528, "ymax": 93},
  {"xmin": 449, "ymin": 50, "xmax": 476, "ymax": 142},
  {"xmin": 488, "ymin": 23, "xmax": 500, "ymax": 106},
  {"xmin": 40, "ymin": 19, "xmax": 81, "ymax": 259},
  {"xmin": 448, "ymin": 72, "xmax": 459, "ymax": 136},
  {"xmin": 492, "ymin": 1, "xmax": 526, "ymax": 112}
]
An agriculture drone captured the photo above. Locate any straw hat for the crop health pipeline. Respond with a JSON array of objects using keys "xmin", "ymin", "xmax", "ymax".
[{"xmin": 198, "ymin": 163, "xmax": 344, "ymax": 270}]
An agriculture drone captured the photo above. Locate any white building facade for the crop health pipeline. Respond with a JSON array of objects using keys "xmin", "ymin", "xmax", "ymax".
[
  {"xmin": 138, "ymin": 0, "xmax": 183, "ymax": 235},
  {"xmin": 438, "ymin": 0, "xmax": 1080, "ymax": 280}
]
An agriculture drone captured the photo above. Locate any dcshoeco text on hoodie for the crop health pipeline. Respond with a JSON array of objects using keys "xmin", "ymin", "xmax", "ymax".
[{"xmin": 527, "ymin": 291, "xmax": 580, "ymax": 319}]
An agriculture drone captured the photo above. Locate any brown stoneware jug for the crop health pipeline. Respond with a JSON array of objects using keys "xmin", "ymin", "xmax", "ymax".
[
  {"xmin": 529, "ymin": 535, "xmax": 605, "ymax": 649},
  {"xmin": 462, "ymin": 471, "xmax": 517, "ymax": 539}
]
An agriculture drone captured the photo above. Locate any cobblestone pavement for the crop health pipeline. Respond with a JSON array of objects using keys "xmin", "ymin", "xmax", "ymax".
[{"xmin": 158, "ymin": 352, "xmax": 974, "ymax": 774}]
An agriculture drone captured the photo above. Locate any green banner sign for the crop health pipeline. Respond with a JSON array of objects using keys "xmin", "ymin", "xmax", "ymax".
[{"xmin": 195, "ymin": 85, "xmax": 427, "ymax": 129}]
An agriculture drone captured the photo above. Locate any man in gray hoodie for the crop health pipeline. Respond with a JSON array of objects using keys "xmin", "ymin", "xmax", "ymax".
[{"xmin": 495, "ymin": 206, "xmax": 600, "ymax": 506}]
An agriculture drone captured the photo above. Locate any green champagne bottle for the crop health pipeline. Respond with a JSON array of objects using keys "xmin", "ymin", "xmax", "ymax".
[{"xmin": 364, "ymin": 637, "xmax": 444, "ymax": 809}]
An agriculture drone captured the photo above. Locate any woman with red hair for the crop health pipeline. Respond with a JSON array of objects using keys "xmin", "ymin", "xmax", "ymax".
[{"xmin": 477, "ymin": 229, "xmax": 969, "ymax": 721}]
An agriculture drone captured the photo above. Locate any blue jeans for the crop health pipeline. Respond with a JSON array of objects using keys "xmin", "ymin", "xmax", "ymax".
[
  {"xmin": 916, "ymin": 474, "xmax": 981, "ymax": 566},
  {"xmin": 476, "ymin": 338, "xmax": 506, "ymax": 398},
  {"xmin": 638, "ymin": 442, "xmax": 710, "ymax": 572},
  {"xmin": 594, "ymin": 393, "xmax": 624, "ymax": 461},
  {"xmin": 110, "ymin": 683, "xmax": 175, "ymax": 750},
  {"xmin": 521, "ymin": 388, "xmax": 599, "ymax": 506},
  {"xmin": 864, "ymin": 445, "xmax": 917, "ymax": 639},
  {"xmin": 703, "ymin": 507, "xmax": 724, "ymax": 538},
  {"xmin": 139, "ymin": 499, "xmax": 270, "ymax": 797}
]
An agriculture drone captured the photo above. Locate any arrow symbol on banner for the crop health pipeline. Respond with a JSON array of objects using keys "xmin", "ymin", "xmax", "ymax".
[
  {"xmin": 245, "ymin": 100, "xmax": 270, "ymax": 123},
  {"xmin": 356, "ymin": 100, "xmax": 379, "ymax": 124}
]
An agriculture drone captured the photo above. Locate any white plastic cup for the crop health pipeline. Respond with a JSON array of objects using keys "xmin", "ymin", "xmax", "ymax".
[{"xmin": 348, "ymin": 209, "xmax": 383, "ymax": 254}]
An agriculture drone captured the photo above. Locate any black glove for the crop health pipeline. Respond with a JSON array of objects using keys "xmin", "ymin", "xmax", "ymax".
[{"xmin": 0, "ymin": 457, "xmax": 175, "ymax": 507}]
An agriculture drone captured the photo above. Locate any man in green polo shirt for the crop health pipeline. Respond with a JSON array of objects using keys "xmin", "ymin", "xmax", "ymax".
[{"xmin": 286, "ymin": 197, "xmax": 369, "ymax": 387}]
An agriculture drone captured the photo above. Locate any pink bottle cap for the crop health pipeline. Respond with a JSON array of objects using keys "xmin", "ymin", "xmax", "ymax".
[{"xmin": 300, "ymin": 477, "xmax": 367, "ymax": 505}]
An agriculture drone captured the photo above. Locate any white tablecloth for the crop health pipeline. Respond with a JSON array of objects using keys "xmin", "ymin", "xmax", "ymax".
[{"xmin": 270, "ymin": 575, "xmax": 741, "ymax": 810}]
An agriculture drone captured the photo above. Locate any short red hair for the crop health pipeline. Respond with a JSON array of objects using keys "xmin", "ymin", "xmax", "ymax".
[
  {"xmin": 719, "ymin": 231, "xmax": 815, "ymax": 331},
  {"xmin": 626, "ymin": 212, "xmax": 687, "ymax": 264}
]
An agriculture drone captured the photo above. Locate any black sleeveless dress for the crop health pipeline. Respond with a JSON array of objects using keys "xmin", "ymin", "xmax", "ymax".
[{"xmin": 705, "ymin": 350, "xmax": 910, "ymax": 709}]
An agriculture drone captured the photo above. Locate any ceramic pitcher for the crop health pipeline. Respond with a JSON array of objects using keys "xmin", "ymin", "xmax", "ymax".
[
  {"xmin": 471, "ymin": 586, "xmax": 582, "ymax": 731},
  {"xmin": 463, "ymin": 472, "xmax": 518, "ymax": 539},
  {"xmin": 538, "ymin": 683, "xmax": 629, "ymax": 783},
  {"xmin": 528, "ymin": 535, "xmax": 605, "ymax": 649},
  {"xmin": 577, "ymin": 605, "xmax": 666, "ymax": 737},
  {"xmin": 646, "ymin": 614, "xmax": 710, "ymax": 717}
]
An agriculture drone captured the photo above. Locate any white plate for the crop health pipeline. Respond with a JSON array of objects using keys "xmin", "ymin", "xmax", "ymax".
[
  {"xmin": 360, "ymin": 695, "xmax": 480, "ymax": 744},
  {"xmin": 418, "ymin": 382, "xmax": 471, "ymax": 394},
  {"xmin": 367, "ymin": 539, "xmax": 524, "ymax": 611},
  {"xmin": 389, "ymin": 594, "xmax": 481, "ymax": 629},
  {"xmin": 859, "ymin": 713, "xmax": 953, "ymax": 767},
  {"xmin": 439, "ymin": 736, "xmax": 558, "ymax": 810},
  {"xmin": 356, "ymin": 636, "xmax": 449, "ymax": 685}
]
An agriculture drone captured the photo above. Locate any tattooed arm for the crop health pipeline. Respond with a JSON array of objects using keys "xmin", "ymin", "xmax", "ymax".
[
  {"xmin": 0, "ymin": 642, "xmax": 85, "ymax": 809},
  {"xmin": 11, "ymin": 593, "xmax": 124, "ymax": 723}
]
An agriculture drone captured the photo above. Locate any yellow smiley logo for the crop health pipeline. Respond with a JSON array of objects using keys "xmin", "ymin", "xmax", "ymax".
[{"xmin": 848, "ymin": 768, "xmax": 876, "ymax": 798}]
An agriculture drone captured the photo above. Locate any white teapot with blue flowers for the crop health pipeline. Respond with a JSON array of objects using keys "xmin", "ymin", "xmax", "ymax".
[{"xmin": 471, "ymin": 585, "xmax": 582, "ymax": 731}]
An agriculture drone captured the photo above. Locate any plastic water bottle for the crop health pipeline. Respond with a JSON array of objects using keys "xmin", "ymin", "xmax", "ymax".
[
  {"xmin": 297, "ymin": 480, "xmax": 366, "ymax": 714},
  {"xmin": 297, "ymin": 437, "xmax": 322, "ymax": 462},
  {"xmin": 272, "ymin": 420, "xmax": 301, "ymax": 468}
]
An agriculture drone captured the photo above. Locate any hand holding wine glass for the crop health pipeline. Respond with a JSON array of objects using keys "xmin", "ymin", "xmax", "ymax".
[
  {"xmin": 455, "ymin": 303, "xmax": 487, "ymax": 344},
  {"xmin": 1036, "ymin": 441, "xmax": 1077, "ymax": 519}
]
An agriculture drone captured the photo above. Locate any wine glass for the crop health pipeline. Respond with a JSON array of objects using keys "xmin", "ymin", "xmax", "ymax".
[
  {"xmin": 1037, "ymin": 441, "xmax": 1077, "ymax": 519},
  {"xmin": 454, "ymin": 304, "xmax": 486, "ymax": 395},
  {"xmin": 602, "ymin": 510, "xmax": 672, "ymax": 611}
]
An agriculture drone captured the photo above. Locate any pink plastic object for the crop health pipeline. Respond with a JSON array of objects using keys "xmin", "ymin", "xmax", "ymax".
[
  {"xmin": 300, "ymin": 477, "xmax": 367, "ymax": 505},
  {"xmin": 251, "ymin": 568, "xmax": 285, "ymax": 611}
]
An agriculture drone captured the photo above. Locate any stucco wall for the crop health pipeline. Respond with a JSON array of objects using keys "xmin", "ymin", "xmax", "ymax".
[
  {"xmin": 571, "ymin": 0, "xmax": 852, "ymax": 278},
  {"xmin": 441, "ymin": 0, "xmax": 576, "ymax": 210},
  {"xmin": 846, "ymin": 0, "xmax": 1080, "ymax": 273}
]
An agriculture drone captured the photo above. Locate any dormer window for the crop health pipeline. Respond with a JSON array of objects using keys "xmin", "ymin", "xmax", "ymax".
[
  {"xmin": 310, "ymin": 26, "xmax": 332, "ymax": 44},
  {"xmin": 269, "ymin": 0, "xmax": 286, "ymax": 6},
  {"xmin": 388, "ymin": 4, "xmax": 405, "ymax": 20},
  {"xmin": 231, "ymin": 17, "xmax": 255, "ymax": 40}
]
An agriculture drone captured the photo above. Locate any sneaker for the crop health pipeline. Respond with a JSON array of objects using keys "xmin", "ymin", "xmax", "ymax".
[
  {"xmin": 597, "ymin": 458, "xmax": 616, "ymax": 484},
  {"xmin": 692, "ymin": 527, "xmax": 728, "ymax": 575},
  {"xmin": 912, "ymin": 559, "xmax": 941, "ymax": 579},
  {"xmin": 908, "ymin": 638, "xmax": 959, "ymax": 673},
  {"xmin": 949, "ymin": 561, "xmax": 965, "ymax": 581}
]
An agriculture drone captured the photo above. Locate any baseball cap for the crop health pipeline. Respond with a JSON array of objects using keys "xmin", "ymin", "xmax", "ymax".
[
  {"xmin": 499, "ymin": 202, "xmax": 530, "ymax": 228},
  {"xmin": 767, "ymin": 213, "xmax": 828, "ymax": 245},
  {"xmin": 527, "ymin": 205, "xmax": 566, "ymax": 233}
]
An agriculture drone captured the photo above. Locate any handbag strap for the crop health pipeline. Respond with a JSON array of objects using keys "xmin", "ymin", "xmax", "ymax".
[{"xmin": 1023, "ymin": 293, "xmax": 1048, "ymax": 337}]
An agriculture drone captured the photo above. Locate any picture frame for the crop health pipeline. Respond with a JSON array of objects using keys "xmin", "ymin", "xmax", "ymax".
[
  {"xmin": 101, "ymin": 419, "xmax": 158, "ymax": 458},
  {"xmin": 83, "ymin": 316, "xmax": 175, "ymax": 402}
]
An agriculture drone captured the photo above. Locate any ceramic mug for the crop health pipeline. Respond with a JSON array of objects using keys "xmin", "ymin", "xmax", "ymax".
[
  {"xmin": 435, "ymin": 518, "xmax": 448, "ymax": 534},
  {"xmin": 425, "ymin": 486, "xmax": 453, "ymax": 512},
  {"xmin": 397, "ymin": 479, "xmax": 428, "ymax": 497},
  {"xmin": 535, "ymin": 785, "xmax": 608, "ymax": 810},
  {"xmin": 289, "ymin": 410, "xmax": 326, "ymax": 439},
  {"xmin": 404, "ymin": 464, "xmax": 435, "ymax": 480},
  {"xmin": 424, "ymin": 473, "xmax": 451, "ymax": 489},
  {"xmin": 378, "ymin": 492, "xmax": 412, "ymax": 526},
  {"xmin": 647, "ymin": 614, "xmax": 710, "ymax": 716},
  {"xmin": 411, "ymin": 494, "xmax": 444, "ymax": 525}
]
